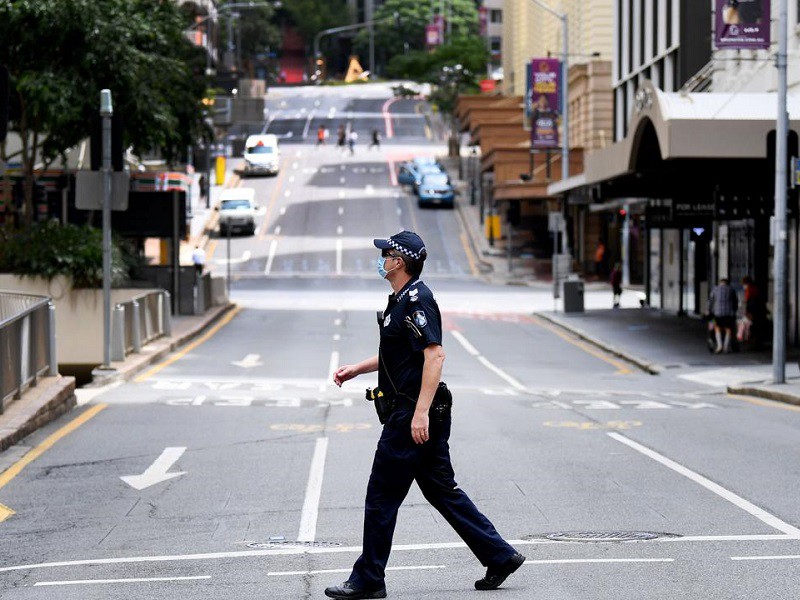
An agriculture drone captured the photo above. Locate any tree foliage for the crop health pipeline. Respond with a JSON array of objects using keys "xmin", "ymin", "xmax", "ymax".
[
  {"xmin": 353, "ymin": 0, "xmax": 479, "ymax": 66},
  {"xmin": 0, "ymin": 0, "xmax": 208, "ymax": 225},
  {"xmin": 386, "ymin": 37, "xmax": 489, "ymax": 84},
  {"xmin": 283, "ymin": 0, "xmax": 352, "ymax": 47},
  {"xmin": 216, "ymin": 1, "xmax": 281, "ymax": 75}
]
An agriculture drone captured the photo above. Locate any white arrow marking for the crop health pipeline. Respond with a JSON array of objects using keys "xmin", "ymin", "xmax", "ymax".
[
  {"xmin": 215, "ymin": 251, "xmax": 250, "ymax": 265},
  {"xmin": 120, "ymin": 447, "xmax": 187, "ymax": 491},
  {"xmin": 231, "ymin": 354, "xmax": 264, "ymax": 369}
]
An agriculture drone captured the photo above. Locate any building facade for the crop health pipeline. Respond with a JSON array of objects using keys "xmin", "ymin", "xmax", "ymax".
[{"xmin": 502, "ymin": 0, "xmax": 614, "ymax": 96}]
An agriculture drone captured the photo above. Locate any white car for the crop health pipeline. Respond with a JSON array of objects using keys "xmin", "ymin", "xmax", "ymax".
[
  {"xmin": 218, "ymin": 187, "xmax": 258, "ymax": 236},
  {"xmin": 243, "ymin": 134, "xmax": 280, "ymax": 176}
]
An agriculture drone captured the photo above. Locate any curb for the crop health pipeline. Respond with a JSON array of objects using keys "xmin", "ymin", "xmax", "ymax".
[
  {"xmin": 454, "ymin": 194, "xmax": 494, "ymax": 275},
  {"xmin": 535, "ymin": 312, "xmax": 662, "ymax": 375},
  {"xmin": 0, "ymin": 376, "xmax": 77, "ymax": 453},
  {"xmin": 727, "ymin": 385, "xmax": 800, "ymax": 407},
  {"xmin": 88, "ymin": 302, "xmax": 238, "ymax": 386}
]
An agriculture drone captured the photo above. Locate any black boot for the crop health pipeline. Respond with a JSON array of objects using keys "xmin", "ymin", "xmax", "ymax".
[{"xmin": 475, "ymin": 552, "xmax": 526, "ymax": 590}]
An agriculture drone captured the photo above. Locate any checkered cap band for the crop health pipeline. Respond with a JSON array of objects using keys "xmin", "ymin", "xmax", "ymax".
[{"xmin": 387, "ymin": 238, "xmax": 425, "ymax": 260}]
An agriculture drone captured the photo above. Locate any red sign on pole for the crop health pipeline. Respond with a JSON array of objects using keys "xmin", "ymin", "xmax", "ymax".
[{"xmin": 479, "ymin": 79, "xmax": 496, "ymax": 93}]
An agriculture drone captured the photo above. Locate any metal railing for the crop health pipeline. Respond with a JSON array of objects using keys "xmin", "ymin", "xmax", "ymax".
[
  {"xmin": 111, "ymin": 290, "xmax": 171, "ymax": 361},
  {"xmin": 0, "ymin": 292, "xmax": 57, "ymax": 411}
]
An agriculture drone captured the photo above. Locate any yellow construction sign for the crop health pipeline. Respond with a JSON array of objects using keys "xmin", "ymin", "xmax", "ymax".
[{"xmin": 345, "ymin": 56, "xmax": 368, "ymax": 83}]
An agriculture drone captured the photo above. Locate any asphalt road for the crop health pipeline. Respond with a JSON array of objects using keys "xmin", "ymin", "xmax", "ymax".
[{"xmin": 2, "ymin": 84, "xmax": 800, "ymax": 599}]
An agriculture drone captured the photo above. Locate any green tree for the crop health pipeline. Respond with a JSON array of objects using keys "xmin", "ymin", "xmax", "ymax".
[
  {"xmin": 283, "ymin": 0, "xmax": 351, "ymax": 47},
  {"xmin": 0, "ymin": 0, "xmax": 208, "ymax": 225},
  {"xmin": 387, "ymin": 36, "xmax": 489, "ymax": 83},
  {"xmin": 216, "ymin": 1, "xmax": 281, "ymax": 77},
  {"xmin": 353, "ymin": 0, "xmax": 479, "ymax": 70}
]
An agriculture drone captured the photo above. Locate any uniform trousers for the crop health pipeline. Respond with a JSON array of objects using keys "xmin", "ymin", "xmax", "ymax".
[{"xmin": 348, "ymin": 401, "xmax": 517, "ymax": 589}]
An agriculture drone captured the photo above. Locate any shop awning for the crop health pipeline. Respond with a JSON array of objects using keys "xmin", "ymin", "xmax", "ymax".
[{"xmin": 547, "ymin": 80, "xmax": 800, "ymax": 199}]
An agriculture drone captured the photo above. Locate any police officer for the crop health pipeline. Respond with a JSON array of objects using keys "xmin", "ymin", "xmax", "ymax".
[{"xmin": 325, "ymin": 231, "xmax": 525, "ymax": 599}]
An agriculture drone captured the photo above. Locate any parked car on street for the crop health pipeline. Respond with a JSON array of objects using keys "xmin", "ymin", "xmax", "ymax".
[
  {"xmin": 218, "ymin": 187, "xmax": 258, "ymax": 236},
  {"xmin": 243, "ymin": 134, "xmax": 280, "ymax": 176},
  {"xmin": 416, "ymin": 173, "xmax": 455, "ymax": 208}
]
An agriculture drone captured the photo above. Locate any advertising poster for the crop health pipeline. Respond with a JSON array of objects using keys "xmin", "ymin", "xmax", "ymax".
[
  {"xmin": 425, "ymin": 24, "xmax": 441, "ymax": 47},
  {"xmin": 530, "ymin": 58, "xmax": 561, "ymax": 149},
  {"xmin": 715, "ymin": 0, "xmax": 770, "ymax": 49}
]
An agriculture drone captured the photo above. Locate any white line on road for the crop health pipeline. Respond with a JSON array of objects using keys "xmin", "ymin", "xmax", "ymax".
[
  {"xmin": 302, "ymin": 110, "xmax": 316, "ymax": 138},
  {"xmin": 297, "ymin": 437, "xmax": 329, "ymax": 542},
  {"xmin": 284, "ymin": 190, "xmax": 292, "ymax": 197},
  {"xmin": 279, "ymin": 206, "xmax": 286, "ymax": 215},
  {"xmin": 289, "ymin": 175, "xmax": 295, "ymax": 183},
  {"xmin": 270, "ymin": 565, "xmax": 445, "ymax": 577},
  {"xmin": 449, "ymin": 331, "xmax": 525, "ymax": 390},
  {"xmin": 335, "ymin": 239, "xmax": 343, "ymax": 275},
  {"xmin": 264, "ymin": 240, "xmax": 278, "ymax": 275},
  {"xmin": 340, "ymin": 177, "xmax": 346, "ymax": 184},
  {"xmin": 338, "ymin": 206, "xmax": 344, "ymax": 215},
  {"xmin": 34, "ymin": 576, "xmax": 210, "ymax": 587},
  {"xmin": 338, "ymin": 190, "xmax": 345, "ymax": 199},
  {"xmin": 215, "ymin": 251, "xmax": 251, "ymax": 265},
  {"xmin": 336, "ymin": 225, "xmax": 343, "ymax": 235},
  {"xmin": 608, "ymin": 432, "xmax": 800, "ymax": 537},
  {"xmin": 333, "ymin": 334, "xmax": 341, "ymax": 341},
  {"xmin": 274, "ymin": 225, "xmax": 281, "ymax": 235},
  {"xmin": 731, "ymin": 554, "xmax": 800, "ymax": 562},
  {"xmin": 4, "ymin": 536, "xmax": 796, "ymax": 574},
  {"xmin": 523, "ymin": 558, "xmax": 674, "ymax": 566}
]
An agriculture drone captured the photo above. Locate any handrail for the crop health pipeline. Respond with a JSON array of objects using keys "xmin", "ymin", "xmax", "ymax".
[
  {"xmin": 111, "ymin": 290, "xmax": 171, "ymax": 361},
  {"xmin": 0, "ymin": 291, "xmax": 57, "ymax": 411}
]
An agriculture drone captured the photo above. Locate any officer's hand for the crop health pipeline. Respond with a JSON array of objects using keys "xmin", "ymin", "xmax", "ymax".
[
  {"xmin": 411, "ymin": 412, "xmax": 429, "ymax": 445},
  {"xmin": 333, "ymin": 365, "xmax": 357, "ymax": 387}
]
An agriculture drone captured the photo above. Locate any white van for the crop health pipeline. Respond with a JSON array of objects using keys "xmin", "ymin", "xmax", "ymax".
[
  {"xmin": 243, "ymin": 134, "xmax": 280, "ymax": 176},
  {"xmin": 218, "ymin": 187, "xmax": 258, "ymax": 236}
]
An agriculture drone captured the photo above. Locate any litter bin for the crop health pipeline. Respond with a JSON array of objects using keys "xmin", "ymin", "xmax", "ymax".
[{"xmin": 563, "ymin": 279, "xmax": 584, "ymax": 313}]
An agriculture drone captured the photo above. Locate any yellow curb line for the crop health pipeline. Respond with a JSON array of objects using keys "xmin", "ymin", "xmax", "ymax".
[
  {"xmin": 134, "ymin": 306, "xmax": 242, "ymax": 383},
  {"xmin": 530, "ymin": 315, "xmax": 633, "ymax": 375},
  {"xmin": 0, "ymin": 403, "xmax": 108, "ymax": 521},
  {"xmin": 728, "ymin": 393, "xmax": 800, "ymax": 412}
]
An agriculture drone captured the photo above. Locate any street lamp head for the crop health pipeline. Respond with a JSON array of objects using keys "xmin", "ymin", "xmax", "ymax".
[{"xmin": 100, "ymin": 89, "xmax": 113, "ymax": 117}]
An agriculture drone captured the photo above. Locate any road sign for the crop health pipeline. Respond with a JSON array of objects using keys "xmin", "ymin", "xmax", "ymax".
[{"xmin": 75, "ymin": 171, "xmax": 129, "ymax": 210}]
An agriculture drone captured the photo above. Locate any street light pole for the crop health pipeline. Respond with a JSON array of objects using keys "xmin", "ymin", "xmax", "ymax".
[
  {"xmin": 100, "ymin": 89, "xmax": 113, "ymax": 369},
  {"xmin": 528, "ymin": 0, "xmax": 569, "ymax": 180},
  {"xmin": 773, "ymin": 0, "xmax": 789, "ymax": 383}
]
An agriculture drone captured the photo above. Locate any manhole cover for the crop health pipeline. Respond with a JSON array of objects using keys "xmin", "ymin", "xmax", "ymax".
[
  {"xmin": 246, "ymin": 540, "xmax": 342, "ymax": 549},
  {"xmin": 542, "ymin": 531, "xmax": 666, "ymax": 543}
]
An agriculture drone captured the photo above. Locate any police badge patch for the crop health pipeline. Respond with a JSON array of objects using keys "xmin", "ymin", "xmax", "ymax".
[
  {"xmin": 412, "ymin": 311, "xmax": 427, "ymax": 328},
  {"xmin": 384, "ymin": 314, "xmax": 391, "ymax": 327}
]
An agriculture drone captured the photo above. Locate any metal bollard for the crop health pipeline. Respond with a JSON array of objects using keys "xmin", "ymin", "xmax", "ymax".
[
  {"xmin": 111, "ymin": 304, "xmax": 126, "ymax": 362},
  {"xmin": 48, "ymin": 302, "xmax": 58, "ymax": 376},
  {"xmin": 131, "ymin": 300, "xmax": 142, "ymax": 353},
  {"xmin": 161, "ymin": 291, "xmax": 172, "ymax": 337}
]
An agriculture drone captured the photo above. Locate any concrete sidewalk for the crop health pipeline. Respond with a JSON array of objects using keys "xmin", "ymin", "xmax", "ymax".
[{"xmin": 538, "ymin": 307, "xmax": 800, "ymax": 406}]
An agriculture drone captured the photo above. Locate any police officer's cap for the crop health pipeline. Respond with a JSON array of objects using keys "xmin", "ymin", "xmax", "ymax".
[{"xmin": 373, "ymin": 230, "xmax": 427, "ymax": 261}]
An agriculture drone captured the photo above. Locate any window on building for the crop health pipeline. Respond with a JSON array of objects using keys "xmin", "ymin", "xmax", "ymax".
[
  {"xmin": 490, "ymin": 37, "xmax": 501, "ymax": 55},
  {"xmin": 490, "ymin": 9, "xmax": 502, "ymax": 23}
]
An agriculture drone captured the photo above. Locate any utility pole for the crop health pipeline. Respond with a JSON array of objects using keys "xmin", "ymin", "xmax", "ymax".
[
  {"xmin": 367, "ymin": 0, "xmax": 375, "ymax": 75},
  {"xmin": 100, "ymin": 90, "xmax": 113, "ymax": 370},
  {"xmin": 773, "ymin": 0, "xmax": 789, "ymax": 383}
]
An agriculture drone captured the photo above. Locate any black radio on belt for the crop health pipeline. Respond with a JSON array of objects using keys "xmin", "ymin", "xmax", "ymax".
[{"xmin": 366, "ymin": 387, "xmax": 395, "ymax": 424}]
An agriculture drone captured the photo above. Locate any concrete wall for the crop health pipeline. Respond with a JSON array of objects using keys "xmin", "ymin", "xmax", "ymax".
[{"xmin": 0, "ymin": 275, "xmax": 157, "ymax": 365}]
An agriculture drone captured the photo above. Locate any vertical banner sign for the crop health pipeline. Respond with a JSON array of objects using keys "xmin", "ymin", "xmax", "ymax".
[
  {"xmin": 715, "ymin": 0, "xmax": 770, "ymax": 49},
  {"xmin": 425, "ymin": 24, "xmax": 441, "ymax": 47},
  {"xmin": 530, "ymin": 58, "xmax": 561, "ymax": 149},
  {"xmin": 433, "ymin": 14, "xmax": 445, "ymax": 45},
  {"xmin": 479, "ymin": 6, "xmax": 488, "ymax": 37}
]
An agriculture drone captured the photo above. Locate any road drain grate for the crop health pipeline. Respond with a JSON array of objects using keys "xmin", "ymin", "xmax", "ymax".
[
  {"xmin": 246, "ymin": 540, "xmax": 342, "ymax": 549},
  {"xmin": 541, "ymin": 531, "xmax": 669, "ymax": 543}
]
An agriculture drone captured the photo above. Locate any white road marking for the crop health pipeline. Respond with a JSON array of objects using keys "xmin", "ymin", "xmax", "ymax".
[
  {"xmin": 340, "ymin": 177, "xmax": 346, "ymax": 184},
  {"xmin": 302, "ymin": 110, "xmax": 316, "ymax": 138},
  {"xmin": 289, "ymin": 176, "xmax": 295, "ymax": 183},
  {"xmin": 365, "ymin": 184, "xmax": 374, "ymax": 195},
  {"xmin": 231, "ymin": 354, "xmax": 263, "ymax": 369},
  {"xmin": 264, "ymin": 240, "xmax": 279, "ymax": 275},
  {"xmin": 215, "ymin": 250, "xmax": 251, "ymax": 265},
  {"xmin": 297, "ymin": 437, "xmax": 329, "ymax": 542},
  {"xmin": 3, "ymin": 536, "xmax": 796, "ymax": 573},
  {"xmin": 34, "ymin": 576, "xmax": 211, "ymax": 587},
  {"xmin": 335, "ymin": 239, "xmax": 343, "ymax": 275},
  {"xmin": 274, "ymin": 225, "xmax": 282, "ymax": 235},
  {"xmin": 397, "ymin": 208, "xmax": 402, "ymax": 216},
  {"xmin": 450, "ymin": 331, "xmax": 479, "ymax": 356},
  {"xmin": 678, "ymin": 368, "xmax": 772, "ymax": 387},
  {"xmin": 338, "ymin": 190, "xmax": 345, "ymax": 198},
  {"xmin": 731, "ymin": 554, "xmax": 800, "ymax": 562},
  {"xmin": 292, "ymin": 162, "xmax": 299, "ymax": 170},
  {"xmin": 449, "ymin": 331, "xmax": 525, "ymax": 389},
  {"xmin": 334, "ymin": 318, "xmax": 342, "ymax": 326},
  {"xmin": 336, "ymin": 225, "xmax": 343, "ymax": 235},
  {"xmin": 608, "ymin": 432, "xmax": 800, "ymax": 537},
  {"xmin": 338, "ymin": 206, "xmax": 344, "ymax": 215},
  {"xmin": 75, "ymin": 380, "xmax": 123, "ymax": 406},
  {"xmin": 120, "ymin": 447, "xmax": 187, "ymax": 491},
  {"xmin": 279, "ymin": 207, "xmax": 287, "ymax": 215},
  {"xmin": 284, "ymin": 190, "xmax": 291, "ymax": 197},
  {"xmin": 269, "ymin": 565, "xmax": 445, "ymax": 577},
  {"xmin": 333, "ymin": 334, "xmax": 341, "ymax": 341}
]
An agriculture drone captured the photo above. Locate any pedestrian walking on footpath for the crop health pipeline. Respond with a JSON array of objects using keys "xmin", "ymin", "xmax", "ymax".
[
  {"xmin": 337, "ymin": 125, "xmax": 346, "ymax": 151},
  {"xmin": 191, "ymin": 245, "xmax": 206, "ymax": 277},
  {"xmin": 610, "ymin": 262, "xmax": 623, "ymax": 308},
  {"xmin": 317, "ymin": 125, "xmax": 327, "ymax": 146},
  {"xmin": 709, "ymin": 277, "xmax": 738, "ymax": 353},
  {"xmin": 325, "ymin": 231, "xmax": 525, "ymax": 600},
  {"xmin": 369, "ymin": 129, "xmax": 381, "ymax": 150},
  {"xmin": 740, "ymin": 275, "xmax": 767, "ymax": 346},
  {"xmin": 594, "ymin": 241, "xmax": 606, "ymax": 278},
  {"xmin": 347, "ymin": 129, "xmax": 358, "ymax": 155}
]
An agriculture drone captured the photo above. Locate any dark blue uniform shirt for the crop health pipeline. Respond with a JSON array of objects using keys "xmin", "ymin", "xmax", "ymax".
[{"xmin": 378, "ymin": 278, "xmax": 442, "ymax": 400}]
